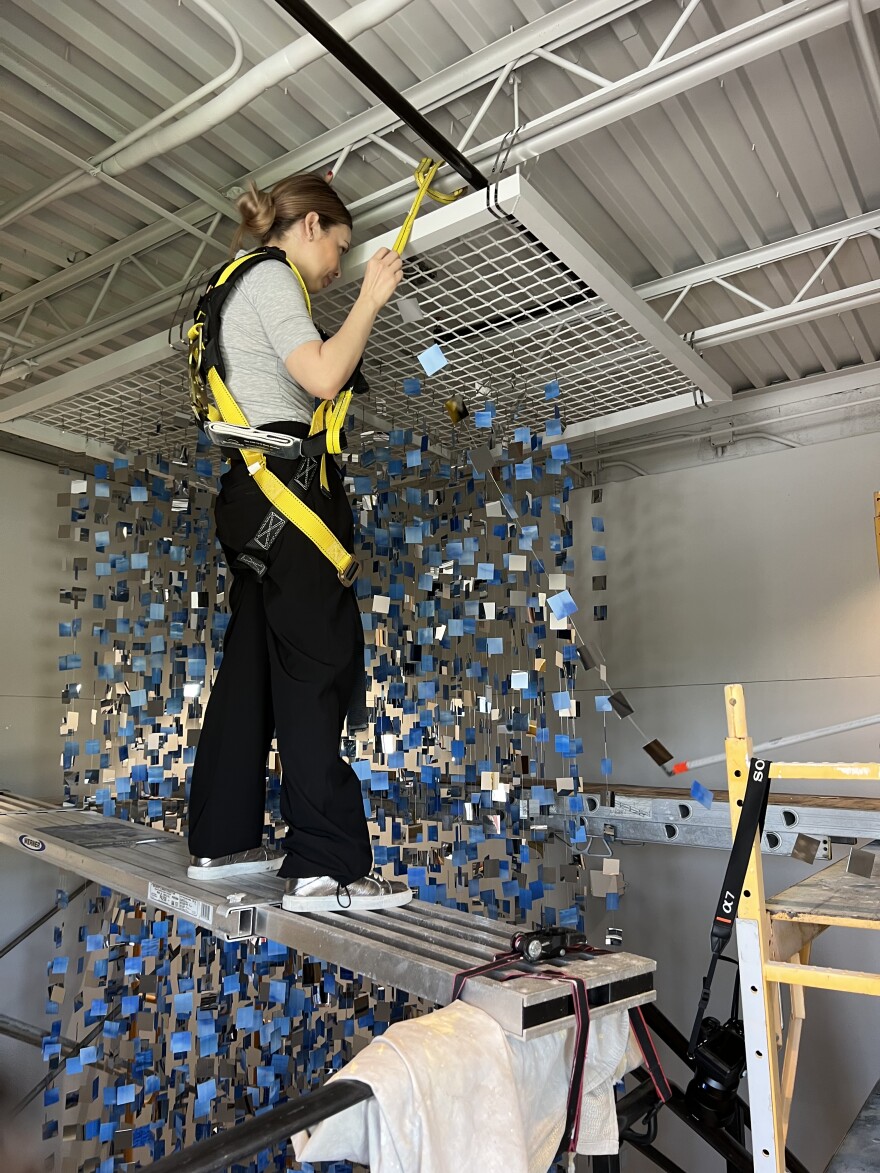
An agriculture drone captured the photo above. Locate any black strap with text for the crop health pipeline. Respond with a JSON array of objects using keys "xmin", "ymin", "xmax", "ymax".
[{"xmin": 688, "ymin": 756, "xmax": 773, "ymax": 1055}]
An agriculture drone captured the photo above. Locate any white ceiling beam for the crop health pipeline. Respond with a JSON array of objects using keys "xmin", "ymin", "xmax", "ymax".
[
  {"xmin": 690, "ymin": 278, "xmax": 880, "ymax": 348},
  {"xmin": 348, "ymin": 0, "xmax": 880, "ymax": 232},
  {"xmin": 0, "ymin": 332, "xmax": 175, "ymax": 423},
  {"xmin": 0, "ymin": 0, "xmax": 650, "ymax": 328},
  {"xmin": 638, "ymin": 219, "xmax": 880, "ymax": 305}
]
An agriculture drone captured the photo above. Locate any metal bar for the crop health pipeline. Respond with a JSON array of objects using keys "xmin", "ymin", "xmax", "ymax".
[
  {"xmin": 712, "ymin": 275, "xmax": 773, "ymax": 312},
  {"xmin": 664, "ymin": 1086, "xmax": 755, "ymax": 1171},
  {"xmin": 129, "ymin": 255, "xmax": 166, "ymax": 291},
  {"xmin": 0, "ymin": 1014, "xmax": 78, "ymax": 1055},
  {"xmin": 457, "ymin": 64, "xmax": 514, "ymax": 152},
  {"xmin": 0, "ymin": 303, "xmax": 36, "ymax": 367},
  {"xmin": 677, "ymin": 712, "xmax": 880, "ymax": 772},
  {"xmin": 650, "ymin": 0, "xmax": 703, "ymax": 66},
  {"xmin": 144, "ymin": 1080, "xmax": 374, "ymax": 1173},
  {"xmin": 14, "ymin": 1008, "xmax": 120, "ymax": 1116},
  {"xmin": 84, "ymin": 261, "xmax": 122, "ymax": 327},
  {"xmin": 366, "ymin": 132, "xmax": 421, "ymax": 169},
  {"xmin": 592, "ymin": 1156, "xmax": 622, "ymax": 1172},
  {"xmin": 329, "ymin": 143, "xmax": 353, "ymax": 180},
  {"xmin": 691, "ymin": 276, "xmax": 880, "ymax": 347},
  {"xmin": 662, "ymin": 284, "xmax": 691, "ymax": 322},
  {"xmin": 533, "ymin": 45, "xmax": 610, "ymax": 87},
  {"xmin": 633, "ymin": 1145, "xmax": 689, "ymax": 1173},
  {"xmin": 791, "ymin": 236, "xmax": 847, "ymax": 302},
  {"xmin": 43, "ymin": 299, "xmax": 69, "ymax": 332},
  {"xmin": 180, "ymin": 213, "xmax": 223, "ymax": 286},
  {"xmin": 641, "ymin": 211, "xmax": 880, "ymax": 301},
  {"xmin": 848, "ymin": 0, "xmax": 880, "ymax": 125},
  {"xmin": 270, "ymin": 0, "xmax": 489, "ymax": 190},
  {"xmin": 0, "ymin": 112, "xmax": 228, "ymax": 255},
  {"xmin": 0, "ymin": 881, "xmax": 89, "ymax": 962}
]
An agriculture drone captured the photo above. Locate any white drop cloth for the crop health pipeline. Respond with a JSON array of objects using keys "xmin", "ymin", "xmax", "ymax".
[{"xmin": 293, "ymin": 1000, "xmax": 642, "ymax": 1172}]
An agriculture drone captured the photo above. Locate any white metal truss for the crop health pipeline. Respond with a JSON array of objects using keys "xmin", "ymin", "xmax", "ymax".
[
  {"xmin": 639, "ymin": 216, "xmax": 880, "ymax": 351},
  {"xmin": 3, "ymin": 0, "xmax": 880, "ymax": 396}
]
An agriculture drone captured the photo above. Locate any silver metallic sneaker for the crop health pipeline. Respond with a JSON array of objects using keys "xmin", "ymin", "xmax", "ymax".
[
  {"xmin": 187, "ymin": 847, "xmax": 284, "ymax": 880},
  {"xmin": 282, "ymin": 874, "xmax": 412, "ymax": 913}
]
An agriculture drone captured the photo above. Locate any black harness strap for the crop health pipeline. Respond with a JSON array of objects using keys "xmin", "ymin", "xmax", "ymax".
[
  {"xmin": 232, "ymin": 441, "xmax": 324, "ymax": 579},
  {"xmin": 689, "ymin": 756, "xmax": 773, "ymax": 1055},
  {"xmin": 628, "ymin": 1006, "xmax": 672, "ymax": 1103}
]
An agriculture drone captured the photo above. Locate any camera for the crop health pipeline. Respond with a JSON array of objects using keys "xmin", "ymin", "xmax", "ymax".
[
  {"xmin": 510, "ymin": 926, "xmax": 586, "ymax": 963},
  {"xmin": 685, "ymin": 1016, "xmax": 746, "ymax": 1128}
]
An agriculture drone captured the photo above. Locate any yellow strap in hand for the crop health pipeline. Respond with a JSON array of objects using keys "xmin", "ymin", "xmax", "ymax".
[{"xmin": 393, "ymin": 157, "xmax": 466, "ymax": 256}]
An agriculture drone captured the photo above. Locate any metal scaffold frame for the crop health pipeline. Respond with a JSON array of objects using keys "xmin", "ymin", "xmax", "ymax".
[{"xmin": 723, "ymin": 684, "xmax": 880, "ymax": 1173}]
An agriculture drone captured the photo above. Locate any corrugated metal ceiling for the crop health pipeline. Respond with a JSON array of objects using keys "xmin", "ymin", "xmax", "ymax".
[{"xmin": 1, "ymin": 0, "xmax": 880, "ymax": 447}]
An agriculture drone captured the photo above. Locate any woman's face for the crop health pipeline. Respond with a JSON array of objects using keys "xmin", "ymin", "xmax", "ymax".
[{"xmin": 280, "ymin": 213, "xmax": 351, "ymax": 293}]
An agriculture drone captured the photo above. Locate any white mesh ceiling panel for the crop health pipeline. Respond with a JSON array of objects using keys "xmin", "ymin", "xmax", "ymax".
[{"xmin": 21, "ymin": 175, "xmax": 730, "ymax": 456}]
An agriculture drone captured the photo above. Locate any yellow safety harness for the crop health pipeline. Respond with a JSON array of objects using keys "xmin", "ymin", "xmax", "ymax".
[
  {"xmin": 186, "ymin": 158, "xmax": 465, "ymax": 587},
  {"xmin": 188, "ymin": 248, "xmax": 359, "ymax": 585}
]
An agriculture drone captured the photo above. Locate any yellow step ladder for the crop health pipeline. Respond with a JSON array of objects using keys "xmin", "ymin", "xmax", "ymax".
[{"xmin": 724, "ymin": 684, "xmax": 880, "ymax": 1172}]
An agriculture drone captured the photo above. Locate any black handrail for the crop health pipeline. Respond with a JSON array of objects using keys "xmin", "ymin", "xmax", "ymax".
[
  {"xmin": 146, "ymin": 1080, "xmax": 373, "ymax": 1173},
  {"xmin": 271, "ymin": 0, "xmax": 490, "ymax": 191}
]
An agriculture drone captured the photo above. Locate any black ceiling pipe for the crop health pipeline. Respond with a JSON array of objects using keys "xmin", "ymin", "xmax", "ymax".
[{"xmin": 272, "ymin": 0, "xmax": 490, "ymax": 191}]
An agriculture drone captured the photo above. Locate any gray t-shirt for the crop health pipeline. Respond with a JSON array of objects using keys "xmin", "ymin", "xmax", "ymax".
[{"xmin": 217, "ymin": 250, "xmax": 321, "ymax": 427}]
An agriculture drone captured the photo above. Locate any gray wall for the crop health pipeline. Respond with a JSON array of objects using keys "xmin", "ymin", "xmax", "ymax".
[
  {"xmin": 0, "ymin": 450, "xmax": 69, "ymax": 1150},
  {"xmin": 572, "ymin": 430, "xmax": 880, "ymax": 1170}
]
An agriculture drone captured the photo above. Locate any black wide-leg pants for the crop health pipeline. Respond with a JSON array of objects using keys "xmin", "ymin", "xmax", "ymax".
[{"xmin": 187, "ymin": 421, "xmax": 373, "ymax": 884}]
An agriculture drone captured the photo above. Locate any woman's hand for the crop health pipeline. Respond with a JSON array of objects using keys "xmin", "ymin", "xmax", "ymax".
[{"xmin": 358, "ymin": 247, "xmax": 404, "ymax": 313}]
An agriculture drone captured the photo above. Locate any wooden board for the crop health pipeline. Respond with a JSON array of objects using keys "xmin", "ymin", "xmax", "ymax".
[{"xmin": 767, "ymin": 858, "xmax": 880, "ymax": 930}]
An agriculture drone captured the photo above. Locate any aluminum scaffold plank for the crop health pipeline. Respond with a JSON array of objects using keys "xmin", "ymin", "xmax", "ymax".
[{"xmin": 0, "ymin": 794, "xmax": 655, "ymax": 1037}]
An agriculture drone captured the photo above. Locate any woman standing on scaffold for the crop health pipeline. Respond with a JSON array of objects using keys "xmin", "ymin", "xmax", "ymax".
[{"xmin": 187, "ymin": 172, "xmax": 411, "ymax": 913}]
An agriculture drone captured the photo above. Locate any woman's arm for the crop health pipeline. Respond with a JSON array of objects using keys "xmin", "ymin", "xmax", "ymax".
[{"xmin": 286, "ymin": 247, "xmax": 403, "ymax": 399}]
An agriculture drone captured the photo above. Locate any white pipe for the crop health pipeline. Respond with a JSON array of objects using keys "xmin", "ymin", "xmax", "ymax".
[
  {"xmin": 0, "ymin": 0, "xmax": 415, "ymax": 231},
  {"xmin": 0, "ymin": 0, "xmax": 243, "ymax": 231},
  {"xmin": 0, "ymin": 0, "xmax": 653, "ymax": 327},
  {"xmin": 571, "ymin": 394, "xmax": 880, "ymax": 464},
  {"xmin": 98, "ymin": 0, "xmax": 244, "ymax": 158},
  {"xmin": 0, "ymin": 112, "xmax": 226, "ymax": 254},
  {"xmin": 100, "ymin": 0, "xmax": 417, "ymax": 178},
  {"xmin": 848, "ymin": 0, "xmax": 880, "ymax": 124},
  {"xmin": 7, "ymin": 0, "xmax": 871, "ymax": 377},
  {"xmin": 679, "ymin": 714, "xmax": 880, "ymax": 772}
]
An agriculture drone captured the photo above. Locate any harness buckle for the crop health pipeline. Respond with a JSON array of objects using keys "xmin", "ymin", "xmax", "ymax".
[{"xmin": 338, "ymin": 558, "xmax": 360, "ymax": 587}]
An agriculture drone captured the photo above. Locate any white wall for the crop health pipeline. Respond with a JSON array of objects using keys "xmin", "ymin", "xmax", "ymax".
[
  {"xmin": 0, "ymin": 450, "xmax": 69, "ymax": 1148},
  {"xmin": 572, "ymin": 430, "xmax": 880, "ymax": 1171}
]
